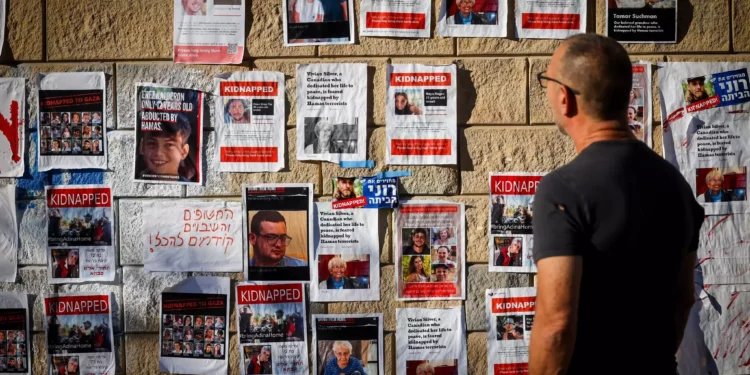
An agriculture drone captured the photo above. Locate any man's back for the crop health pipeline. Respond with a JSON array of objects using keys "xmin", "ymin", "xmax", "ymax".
[{"xmin": 533, "ymin": 140, "xmax": 704, "ymax": 373}]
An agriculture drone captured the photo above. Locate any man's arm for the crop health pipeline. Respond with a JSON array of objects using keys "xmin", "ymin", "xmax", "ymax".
[
  {"xmin": 340, "ymin": 1, "xmax": 348, "ymax": 21},
  {"xmin": 674, "ymin": 251, "xmax": 697, "ymax": 350},
  {"xmin": 529, "ymin": 255, "xmax": 582, "ymax": 375}
]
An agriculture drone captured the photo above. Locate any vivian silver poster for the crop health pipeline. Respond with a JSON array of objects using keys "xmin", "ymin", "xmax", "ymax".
[{"xmin": 395, "ymin": 307, "xmax": 468, "ymax": 375}]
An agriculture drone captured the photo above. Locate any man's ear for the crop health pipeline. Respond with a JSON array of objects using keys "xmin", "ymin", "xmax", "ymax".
[
  {"xmin": 249, "ymin": 232, "xmax": 257, "ymax": 246},
  {"xmin": 562, "ymin": 87, "xmax": 578, "ymax": 118},
  {"xmin": 181, "ymin": 143, "xmax": 190, "ymax": 160}
]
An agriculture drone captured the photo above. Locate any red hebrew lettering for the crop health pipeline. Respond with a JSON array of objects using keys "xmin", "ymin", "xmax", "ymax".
[{"xmin": 0, "ymin": 100, "xmax": 21, "ymax": 163}]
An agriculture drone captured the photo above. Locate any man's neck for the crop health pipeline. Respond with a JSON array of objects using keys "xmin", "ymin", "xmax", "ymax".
[
  {"xmin": 571, "ymin": 120, "xmax": 635, "ymax": 154},
  {"xmin": 254, "ymin": 256, "xmax": 281, "ymax": 267}
]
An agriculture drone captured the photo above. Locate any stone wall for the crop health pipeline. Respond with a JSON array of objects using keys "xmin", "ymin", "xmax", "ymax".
[{"xmin": 0, "ymin": 0, "xmax": 743, "ymax": 373}]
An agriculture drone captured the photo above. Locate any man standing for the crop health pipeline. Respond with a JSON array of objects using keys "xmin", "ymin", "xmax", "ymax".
[
  {"xmin": 248, "ymin": 211, "xmax": 307, "ymax": 267},
  {"xmin": 529, "ymin": 34, "xmax": 703, "ymax": 374}
]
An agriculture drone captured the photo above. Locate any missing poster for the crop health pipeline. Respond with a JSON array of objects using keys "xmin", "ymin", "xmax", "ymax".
[
  {"xmin": 395, "ymin": 307, "xmax": 468, "ymax": 375},
  {"xmin": 237, "ymin": 282, "xmax": 309, "ymax": 375},
  {"xmin": 173, "ymin": 0, "xmax": 245, "ymax": 64},
  {"xmin": 486, "ymin": 288, "xmax": 536, "ymax": 375},
  {"xmin": 37, "ymin": 72, "xmax": 106, "ymax": 171},
  {"xmin": 386, "ymin": 64, "xmax": 457, "ymax": 165},
  {"xmin": 44, "ymin": 292, "xmax": 115, "ymax": 375},
  {"xmin": 134, "ymin": 84, "xmax": 203, "ymax": 185},
  {"xmin": 438, "ymin": 0, "xmax": 507, "ymax": 38},
  {"xmin": 0, "ymin": 186, "xmax": 17, "ymax": 283},
  {"xmin": 283, "ymin": 0, "xmax": 355, "ymax": 46},
  {"xmin": 515, "ymin": 0, "xmax": 586, "ymax": 39},
  {"xmin": 312, "ymin": 314, "xmax": 384, "ymax": 375},
  {"xmin": 394, "ymin": 201, "xmax": 465, "ymax": 301},
  {"xmin": 607, "ymin": 0, "xmax": 676, "ymax": 43},
  {"xmin": 45, "ymin": 185, "xmax": 115, "ymax": 284},
  {"xmin": 160, "ymin": 277, "xmax": 230, "ymax": 375},
  {"xmin": 360, "ymin": 0, "xmax": 430, "ymax": 38},
  {"xmin": 0, "ymin": 292, "xmax": 29, "ymax": 374},
  {"xmin": 142, "ymin": 200, "xmax": 243, "ymax": 272},
  {"xmin": 296, "ymin": 64, "xmax": 367, "ymax": 163},
  {"xmin": 311, "ymin": 202, "xmax": 379, "ymax": 302},
  {"xmin": 243, "ymin": 184, "xmax": 313, "ymax": 282},
  {"xmin": 215, "ymin": 71, "xmax": 286, "ymax": 172},
  {"xmin": 630, "ymin": 61, "xmax": 653, "ymax": 147},
  {"xmin": 488, "ymin": 173, "xmax": 542, "ymax": 274},
  {"xmin": 331, "ymin": 176, "xmax": 399, "ymax": 209},
  {"xmin": 0, "ymin": 78, "xmax": 24, "ymax": 178}
]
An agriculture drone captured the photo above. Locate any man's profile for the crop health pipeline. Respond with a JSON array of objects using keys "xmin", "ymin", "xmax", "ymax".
[{"xmin": 248, "ymin": 211, "xmax": 307, "ymax": 267}]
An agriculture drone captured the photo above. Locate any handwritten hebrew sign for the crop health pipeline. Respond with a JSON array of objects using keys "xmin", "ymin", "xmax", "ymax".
[{"xmin": 143, "ymin": 200, "xmax": 242, "ymax": 272}]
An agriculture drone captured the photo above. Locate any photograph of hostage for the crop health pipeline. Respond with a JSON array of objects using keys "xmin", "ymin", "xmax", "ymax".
[
  {"xmin": 447, "ymin": 0, "xmax": 490, "ymax": 25},
  {"xmin": 52, "ymin": 249, "xmax": 79, "ymax": 279},
  {"xmin": 333, "ymin": 177, "xmax": 358, "ymax": 200},
  {"xmin": 224, "ymin": 99, "xmax": 251, "ymax": 124},
  {"xmin": 136, "ymin": 114, "xmax": 196, "ymax": 183},
  {"xmin": 684, "ymin": 76, "xmax": 710, "ymax": 103},
  {"xmin": 497, "ymin": 316, "xmax": 524, "ymax": 340},
  {"xmin": 248, "ymin": 211, "xmax": 307, "ymax": 267},
  {"xmin": 394, "ymin": 92, "xmax": 423, "ymax": 115},
  {"xmin": 321, "ymin": 340, "xmax": 368, "ymax": 375},
  {"xmin": 697, "ymin": 169, "xmax": 745, "ymax": 203}
]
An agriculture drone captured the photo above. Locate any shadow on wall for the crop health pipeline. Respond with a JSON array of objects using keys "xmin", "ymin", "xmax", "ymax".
[{"xmin": 455, "ymin": 62, "xmax": 477, "ymax": 126}]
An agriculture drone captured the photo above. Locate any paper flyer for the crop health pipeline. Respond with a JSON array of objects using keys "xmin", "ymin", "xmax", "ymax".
[
  {"xmin": 142, "ymin": 200, "xmax": 243, "ymax": 272},
  {"xmin": 237, "ymin": 282, "xmax": 309, "ymax": 375},
  {"xmin": 159, "ymin": 276, "xmax": 231, "ymax": 375},
  {"xmin": 173, "ymin": 0, "xmax": 245, "ymax": 64},
  {"xmin": 700, "ymin": 257, "xmax": 750, "ymax": 285},
  {"xmin": 134, "ymin": 84, "xmax": 203, "ymax": 185},
  {"xmin": 243, "ymin": 184, "xmax": 313, "ymax": 282},
  {"xmin": 607, "ymin": 0, "xmax": 676, "ymax": 43},
  {"xmin": 0, "ymin": 292, "xmax": 29, "ymax": 373},
  {"xmin": 698, "ymin": 284, "xmax": 750, "ymax": 375},
  {"xmin": 395, "ymin": 307, "xmax": 468, "ymax": 375},
  {"xmin": 486, "ymin": 288, "xmax": 536, "ymax": 375},
  {"xmin": 296, "ymin": 63, "xmax": 367, "ymax": 163},
  {"xmin": 438, "ymin": 0, "xmax": 507, "ymax": 38},
  {"xmin": 394, "ymin": 201, "xmax": 465, "ymax": 301},
  {"xmin": 0, "ymin": 78, "xmax": 24, "ymax": 178},
  {"xmin": 45, "ymin": 185, "xmax": 116, "ymax": 284},
  {"xmin": 330, "ymin": 176, "xmax": 399, "ymax": 209},
  {"xmin": 630, "ymin": 61, "xmax": 653, "ymax": 147},
  {"xmin": 0, "ymin": 186, "xmax": 17, "ymax": 283},
  {"xmin": 386, "ymin": 64, "xmax": 457, "ymax": 165},
  {"xmin": 44, "ymin": 292, "xmax": 115, "ymax": 375},
  {"xmin": 360, "ymin": 0, "xmax": 431, "ymax": 38},
  {"xmin": 310, "ymin": 202, "xmax": 379, "ymax": 302},
  {"xmin": 515, "ymin": 0, "xmax": 585, "ymax": 39},
  {"xmin": 282, "ymin": 0, "xmax": 355, "ymax": 46},
  {"xmin": 37, "ymin": 72, "xmax": 107, "ymax": 171},
  {"xmin": 488, "ymin": 173, "xmax": 543, "ymax": 274},
  {"xmin": 312, "ymin": 314, "xmax": 384, "ymax": 375},
  {"xmin": 659, "ymin": 62, "xmax": 750, "ymax": 215},
  {"xmin": 214, "ymin": 71, "xmax": 286, "ymax": 172}
]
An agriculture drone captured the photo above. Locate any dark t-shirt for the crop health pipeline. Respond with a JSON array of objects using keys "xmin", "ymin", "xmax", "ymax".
[
  {"xmin": 532, "ymin": 140, "xmax": 704, "ymax": 374},
  {"xmin": 321, "ymin": 0, "xmax": 345, "ymax": 22}
]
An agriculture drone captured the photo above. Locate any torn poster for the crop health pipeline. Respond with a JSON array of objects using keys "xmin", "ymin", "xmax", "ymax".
[
  {"xmin": 360, "ymin": 0, "xmax": 431, "ymax": 38},
  {"xmin": 173, "ymin": 0, "xmax": 245, "ymax": 64},
  {"xmin": 312, "ymin": 314, "xmax": 384, "ymax": 375},
  {"xmin": 396, "ymin": 306, "xmax": 468, "ymax": 375},
  {"xmin": 0, "ymin": 78, "xmax": 24, "ymax": 178},
  {"xmin": 486, "ymin": 288, "xmax": 536, "ymax": 375},
  {"xmin": 438, "ymin": 0, "xmax": 507, "ymax": 38}
]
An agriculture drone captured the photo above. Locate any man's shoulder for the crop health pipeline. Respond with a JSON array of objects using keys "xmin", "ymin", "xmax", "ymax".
[{"xmin": 282, "ymin": 256, "xmax": 308, "ymax": 266}]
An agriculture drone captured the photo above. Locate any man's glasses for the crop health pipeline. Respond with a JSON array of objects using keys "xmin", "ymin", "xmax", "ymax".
[
  {"xmin": 537, "ymin": 72, "xmax": 581, "ymax": 95},
  {"xmin": 256, "ymin": 233, "xmax": 293, "ymax": 245}
]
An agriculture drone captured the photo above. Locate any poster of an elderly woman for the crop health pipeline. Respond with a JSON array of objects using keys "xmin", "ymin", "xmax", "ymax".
[
  {"xmin": 323, "ymin": 341, "xmax": 367, "ymax": 375},
  {"xmin": 319, "ymin": 257, "xmax": 355, "ymax": 289}
]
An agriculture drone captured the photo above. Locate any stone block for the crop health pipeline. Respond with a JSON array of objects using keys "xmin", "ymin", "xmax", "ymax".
[
  {"xmin": 116, "ymin": 63, "xmax": 250, "ymax": 129},
  {"xmin": 31, "ymin": 333, "xmax": 47, "ymax": 375},
  {"xmin": 459, "ymin": 127, "xmax": 576, "ymax": 194},
  {"xmin": 123, "ymin": 267, "xmax": 188, "ymax": 332},
  {"xmin": 385, "ymin": 333, "xmax": 395, "ymax": 375},
  {"xmin": 186, "ymin": 130, "xmax": 321, "ymax": 196},
  {"xmin": 105, "ymin": 131, "xmax": 183, "ymax": 197},
  {"xmin": 466, "ymin": 265, "xmax": 530, "ymax": 331},
  {"xmin": 3, "ymin": 0, "xmax": 44, "ymax": 62},
  {"xmin": 248, "ymin": 0, "xmax": 316, "ymax": 58},
  {"xmin": 735, "ymin": 0, "xmax": 750, "ymax": 52},
  {"xmin": 467, "ymin": 332, "xmax": 488, "ymax": 375},
  {"xmin": 653, "ymin": 125, "xmax": 663, "ymax": 157},
  {"xmin": 16, "ymin": 199, "xmax": 46, "ymax": 265},
  {"xmin": 458, "ymin": 38, "xmax": 562, "ymax": 56},
  {"xmin": 0, "ymin": 267, "xmax": 53, "ymax": 331},
  {"xmin": 46, "ymin": 0, "xmax": 172, "ymax": 61},
  {"xmin": 124, "ymin": 333, "xmax": 237, "ymax": 375},
  {"xmin": 58, "ymin": 269, "xmax": 124, "ymax": 333},
  {"xmin": 118, "ymin": 199, "xmax": 143, "ymax": 265},
  {"xmin": 327, "ymin": 266, "xmax": 462, "ymax": 331}
]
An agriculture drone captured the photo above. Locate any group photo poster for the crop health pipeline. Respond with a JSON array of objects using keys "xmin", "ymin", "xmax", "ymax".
[
  {"xmin": 360, "ymin": 0, "xmax": 430, "ymax": 38},
  {"xmin": 46, "ymin": 185, "xmax": 116, "ymax": 284},
  {"xmin": 438, "ymin": 0, "xmax": 507, "ymax": 38},
  {"xmin": 0, "ymin": 78, "xmax": 24, "ymax": 178},
  {"xmin": 243, "ymin": 184, "xmax": 313, "ymax": 281},
  {"xmin": 296, "ymin": 63, "xmax": 367, "ymax": 163},
  {"xmin": 386, "ymin": 64, "xmax": 457, "ymax": 165},
  {"xmin": 395, "ymin": 307, "xmax": 468, "ymax": 375},
  {"xmin": 486, "ymin": 288, "xmax": 536, "ymax": 375},
  {"xmin": 0, "ymin": 292, "xmax": 29, "ymax": 374},
  {"xmin": 630, "ymin": 61, "xmax": 653, "ymax": 147},
  {"xmin": 488, "ymin": 173, "xmax": 543, "ymax": 273},
  {"xmin": 330, "ymin": 176, "xmax": 400, "ymax": 209},
  {"xmin": 215, "ymin": 71, "xmax": 286, "ymax": 172},
  {"xmin": 515, "ymin": 0, "xmax": 586, "ymax": 39},
  {"xmin": 394, "ymin": 200, "xmax": 465, "ymax": 301},
  {"xmin": 134, "ymin": 83, "xmax": 203, "ymax": 185},
  {"xmin": 237, "ymin": 282, "xmax": 309, "ymax": 375},
  {"xmin": 311, "ymin": 201, "xmax": 380, "ymax": 302},
  {"xmin": 173, "ymin": 0, "xmax": 245, "ymax": 64},
  {"xmin": 607, "ymin": 0, "xmax": 676, "ymax": 43},
  {"xmin": 142, "ymin": 200, "xmax": 243, "ymax": 272},
  {"xmin": 282, "ymin": 0, "xmax": 355, "ymax": 46},
  {"xmin": 44, "ymin": 292, "xmax": 115, "ymax": 375},
  {"xmin": 0, "ymin": 185, "xmax": 17, "ymax": 283},
  {"xmin": 37, "ymin": 72, "xmax": 106, "ymax": 171},
  {"xmin": 312, "ymin": 314, "xmax": 384, "ymax": 375},
  {"xmin": 159, "ymin": 277, "xmax": 230, "ymax": 375}
]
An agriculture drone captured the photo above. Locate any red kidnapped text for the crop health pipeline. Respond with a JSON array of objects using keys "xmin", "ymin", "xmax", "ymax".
[{"xmin": 47, "ymin": 188, "xmax": 111, "ymax": 208}]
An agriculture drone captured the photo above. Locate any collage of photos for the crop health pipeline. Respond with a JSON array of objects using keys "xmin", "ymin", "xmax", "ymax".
[
  {"xmin": 46, "ymin": 315, "xmax": 112, "ymax": 353},
  {"xmin": 405, "ymin": 359, "xmax": 459, "ymax": 375},
  {"xmin": 496, "ymin": 315, "xmax": 533, "ymax": 341},
  {"xmin": 401, "ymin": 228, "xmax": 459, "ymax": 284},
  {"xmin": 161, "ymin": 313, "xmax": 227, "ymax": 359},
  {"xmin": 284, "ymin": 0, "xmax": 354, "ymax": 45},
  {"xmin": 237, "ymin": 303, "xmax": 306, "ymax": 343},
  {"xmin": 303, "ymin": 118, "xmax": 359, "ymax": 156},
  {"xmin": 695, "ymin": 167, "xmax": 747, "ymax": 203},
  {"xmin": 0, "ymin": 329, "xmax": 27, "ymax": 372},
  {"xmin": 47, "ymin": 207, "xmax": 113, "ymax": 247},
  {"xmin": 39, "ymin": 112, "xmax": 104, "ymax": 156},
  {"xmin": 317, "ymin": 255, "xmax": 370, "ymax": 290}
]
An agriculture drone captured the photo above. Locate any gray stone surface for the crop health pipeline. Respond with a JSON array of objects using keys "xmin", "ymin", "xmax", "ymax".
[
  {"xmin": 105, "ymin": 131, "xmax": 182, "ymax": 197},
  {"xmin": 465, "ymin": 265, "xmax": 530, "ymax": 331},
  {"xmin": 118, "ymin": 199, "xmax": 144, "ymax": 265},
  {"xmin": 123, "ymin": 267, "xmax": 187, "ymax": 332},
  {"xmin": 58, "ymin": 268, "xmax": 124, "ymax": 333}
]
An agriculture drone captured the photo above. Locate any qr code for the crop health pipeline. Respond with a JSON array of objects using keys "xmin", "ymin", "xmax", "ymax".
[{"xmin": 228, "ymin": 44, "xmax": 238, "ymax": 54}]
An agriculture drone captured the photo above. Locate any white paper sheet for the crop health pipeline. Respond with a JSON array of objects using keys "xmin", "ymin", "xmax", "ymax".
[
  {"xmin": 0, "ymin": 78, "xmax": 25, "ymax": 177},
  {"xmin": 0, "ymin": 185, "xmax": 17, "ymax": 283},
  {"xmin": 282, "ymin": 0, "xmax": 355, "ymax": 46},
  {"xmin": 360, "ymin": 0, "xmax": 431, "ymax": 38},
  {"xmin": 515, "ymin": 0, "xmax": 585, "ymax": 39},
  {"xmin": 437, "ymin": 0, "xmax": 507, "ymax": 37},
  {"xmin": 395, "ymin": 306, "xmax": 468, "ymax": 375},
  {"xmin": 173, "ymin": 0, "xmax": 245, "ymax": 64},
  {"xmin": 486, "ymin": 288, "xmax": 536, "ymax": 375}
]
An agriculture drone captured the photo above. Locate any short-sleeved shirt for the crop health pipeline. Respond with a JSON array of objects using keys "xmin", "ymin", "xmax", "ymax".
[
  {"xmin": 294, "ymin": 0, "xmax": 324, "ymax": 23},
  {"xmin": 532, "ymin": 140, "xmax": 704, "ymax": 374},
  {"xmin": 320, "ymin": 0, "xmax": 345, "ymax": 22}
]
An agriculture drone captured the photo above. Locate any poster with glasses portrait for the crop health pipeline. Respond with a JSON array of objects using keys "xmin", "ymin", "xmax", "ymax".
[
  {"xmin": 0, "ymin": 78, "xmax": 25, "ymax": 178},
  {"xmin": 438, "ymin": 0, "xmax": 507, "ymax": 38},
  {"xmin": 486, "ymin": 288, "xmax": 536, "ymax": 375},
  {"xmin": 159, "ymin": 276, "xmax": 230, "ymax": 375},
  {"xmin": 282, "ymin": 0, "xmax": 355, "ymax": 46},
  {"xmin": 0, "ymin": 292, "xmax": 29, "ymax": 374},
  {"xmin": 312, "ymin": 314, "xmax": 384, "ymax": 375},
  {"xmin": 37, "ymin": 72, "xmax": 106, "ymax": 171}
]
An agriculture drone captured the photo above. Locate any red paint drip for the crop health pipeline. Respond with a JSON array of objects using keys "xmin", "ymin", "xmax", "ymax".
[
  {"xmin": 0, "ymin": 100, "xmax": 21, "ymax": 163},
  {"xmin": 706, "ymin": 214, "xmax": 732, "ymax": 242}
]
